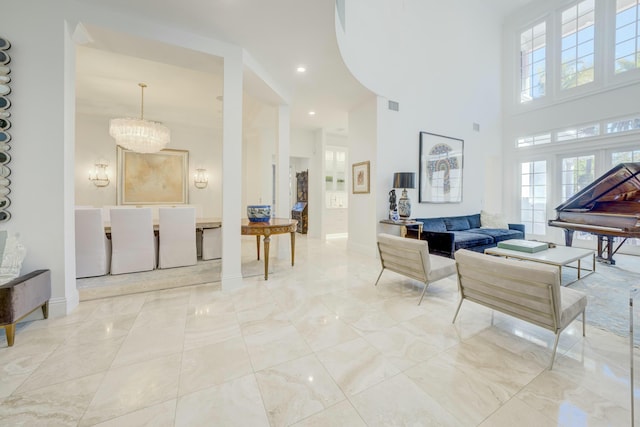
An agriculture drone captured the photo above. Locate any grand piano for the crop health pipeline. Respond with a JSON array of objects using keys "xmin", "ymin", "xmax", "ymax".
[{"xmin": 548, "ymin": 162, "xmax": 640, "ymax": 264}]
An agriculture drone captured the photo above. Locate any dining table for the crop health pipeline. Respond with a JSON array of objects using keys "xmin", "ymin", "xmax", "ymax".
[
  {"xmin": 103, "ymin": 217, "xmax": 222, "ymax": 234},
  {"xmin": 241, "ymin": 218, "xmax": 298, "ymax": 280}
]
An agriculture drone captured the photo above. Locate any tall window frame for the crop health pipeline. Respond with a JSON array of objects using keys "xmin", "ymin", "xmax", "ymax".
[
  {"xmin": 615, "ymin": 0, "xmax": 640, "ymax": 74},
  {"xmin": 520, "ymin": 21, "xmax": 547, "ymax": 103},
  {"xmin": 520, "ymin": 160, "xmax": 547, "ymax": 235},
  {"xmin": 560, "ymin": 0, "xmax": 596, "ymax": 89}
]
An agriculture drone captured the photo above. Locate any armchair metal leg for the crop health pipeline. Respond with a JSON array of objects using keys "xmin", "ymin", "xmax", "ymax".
[
  {"xmin": 452, "ymin": 299, "xmax": 464, "ymax": 323},
  {"xmin": 549, "ymin": 333, "xmax": 561, "ymax": 370},
  {"xmin": 374, "ymin": 269, "xmax": 384, "ymax": 287},
  {"xmin": 417, "ymin": 282, "xmax": 430, "ymax": 305}
]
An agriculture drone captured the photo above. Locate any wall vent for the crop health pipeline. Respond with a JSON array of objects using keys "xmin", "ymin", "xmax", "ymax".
[{"xmin": 388, "ymin": 100, "xmax": 399, "ymax": 111}]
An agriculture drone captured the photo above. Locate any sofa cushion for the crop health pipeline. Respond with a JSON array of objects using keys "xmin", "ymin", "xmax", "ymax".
[
  {"xmin": 452, "ymin": 231, "xmax": 493, "ymax": 250},
  {"xmin": 444, "ymin": 216, "xmax": 470, "ymax": 231},
  {"xmin": 418, "ymin": 218, "xmax": 447, "ymax": 232},
  {"xmin": 467, "ymin": 214, "xmax": 481, "ymax": 229},
  {"xmin": 469, "ymin": 227, "xmax": 524, "ymax": 243}
]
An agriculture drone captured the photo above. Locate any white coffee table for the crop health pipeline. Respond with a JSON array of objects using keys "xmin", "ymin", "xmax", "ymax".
[{"xmin": 484, "ymin": 245, "xmax": 595, "ymax": 286}]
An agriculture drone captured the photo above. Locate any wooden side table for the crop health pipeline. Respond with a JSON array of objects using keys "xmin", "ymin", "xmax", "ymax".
[
  {"xmin": 241, "ymin": 218, "xmax": 297, "ymax": 280},
  {"xmin": 379, "ymin": 219, "xmax": 423, "ymax": 239}
]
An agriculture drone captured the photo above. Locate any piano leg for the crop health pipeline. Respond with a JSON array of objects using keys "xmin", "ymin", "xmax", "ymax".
[
  {"xmin": 597, "ymin": 235, "xmax": 617, "ymax": 265},
  {"xmin": 564, "ymin": 229, "xmax": 574, "ymax": 247}
]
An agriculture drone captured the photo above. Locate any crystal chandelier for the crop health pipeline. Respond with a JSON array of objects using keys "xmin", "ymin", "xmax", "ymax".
[{"xmin": 109, "ymin": 83, "xmax": 170, "ymax": 153}]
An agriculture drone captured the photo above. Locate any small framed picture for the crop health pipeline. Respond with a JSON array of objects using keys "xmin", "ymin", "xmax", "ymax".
[{"xmin": 352, "ymin": 161, "xmax": 370, "ymax": 194}]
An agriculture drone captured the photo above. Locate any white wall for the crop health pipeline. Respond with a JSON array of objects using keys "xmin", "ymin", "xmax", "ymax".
[
  {"xmin": 348, "ymin": 97, "xmax": 378, "ymax": 255},
  {"xmin": 0, "ymin": 1, "xmax": 76, "ymax": 316},
  {"xmin": 75, "ymin": 113, "xmax": 222, "ymax": 216},
  {"xmin": 337, "ymin": 0, "xmax": 505, "ymax": 254}
]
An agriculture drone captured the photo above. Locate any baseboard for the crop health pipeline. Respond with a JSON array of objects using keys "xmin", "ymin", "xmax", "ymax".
[{"xmin": 49, "ymin": 295, "xmax": 77, "ymax": 317}]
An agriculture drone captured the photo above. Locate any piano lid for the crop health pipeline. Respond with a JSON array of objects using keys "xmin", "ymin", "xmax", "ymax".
[{"xmin": 554, "ymin": 162, "xmax": 640, "ymax": 212}]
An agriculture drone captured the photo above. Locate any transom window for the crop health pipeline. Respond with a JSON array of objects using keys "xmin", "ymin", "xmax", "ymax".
[
  {"xmin": 517, "ymin": 133, "xmax": 552, "ymax": 147},
  {"xmin": 520, "ymin": 22, "xmax": 547, "ymax": 103},
  {"xmin": 561, "ymin": 0, "xmax": 595, "ymax": 88},
  {"xmin": 615, "ymin": 0, "xmax": 640, "ymax": 73}
]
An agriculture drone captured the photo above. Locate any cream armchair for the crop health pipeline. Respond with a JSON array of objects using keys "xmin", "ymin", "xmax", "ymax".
[
  {"xmin": 454, "ymin": 249, "xmax": 587, "ymax": 369},
  {"xmin": 375, "ymin": 233, "xmax": 457, "ymax": 304}
]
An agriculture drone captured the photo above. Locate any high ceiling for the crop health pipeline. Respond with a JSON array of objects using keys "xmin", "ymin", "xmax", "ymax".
[{"xmin": 74, "ymin": 0, "xmax": 534, "ymax": 134}]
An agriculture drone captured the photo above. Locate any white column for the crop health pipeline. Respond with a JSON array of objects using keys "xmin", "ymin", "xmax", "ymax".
[
  {"xmin": 221, "ymin": 52, "xmax": 243, "ymax": 283},
  {"xmin": 276, "ymin": 105, "xmax": 291, "ymax": 258}
]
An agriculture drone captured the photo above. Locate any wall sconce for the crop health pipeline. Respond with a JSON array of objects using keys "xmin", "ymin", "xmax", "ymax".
[
  {"xmin": 88, "ymin": 160, "xmax": 110, "ymax": 187},
  {"xmin": 194, "ymin": 168, "xmax": 208, "ymax": 189}
]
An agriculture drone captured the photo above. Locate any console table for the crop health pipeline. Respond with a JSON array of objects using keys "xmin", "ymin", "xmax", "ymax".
[
  {"xmin": 379, "ymin": 219, "xmax": 423, "ymax": 239},
  {"xmin": 241, "ymin": 218, "xmax": 298, "ymax": 280}
]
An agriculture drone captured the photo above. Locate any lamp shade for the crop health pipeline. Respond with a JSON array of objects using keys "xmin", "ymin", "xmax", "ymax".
[{"xmin": 393, "ymin": 172, "xmax": 416, "ymax": 189}]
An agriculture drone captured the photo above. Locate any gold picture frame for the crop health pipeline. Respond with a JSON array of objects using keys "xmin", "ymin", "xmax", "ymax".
[
  {"xmin": 352, "ymin": 161, "xmax": 370, "ymax": 194},
  {"xmin": 117, "ymin": 147, "xmax": 189, "ymax": 205}
]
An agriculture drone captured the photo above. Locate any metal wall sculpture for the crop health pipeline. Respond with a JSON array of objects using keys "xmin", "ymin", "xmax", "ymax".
[{"xmin": 0, "ymin": 37, "xmax": 11, "ymax": 222}]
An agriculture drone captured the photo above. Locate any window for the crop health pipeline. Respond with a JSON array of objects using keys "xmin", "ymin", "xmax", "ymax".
[
  {"xmin": 612, "ymin": 148, "xmax": 640, "ymax": 163},
  {"xmin": 556, "ymin": 123, "xmax": 600, "ymax": 141},
  {"xmin": 520, "ymin": 161, "xmax": 547, "ymax": 234},
  {"xmin": 517, "ymin": 133, "xmax": 552, "ymax": 147},
  {"xmin": 561, "ymin": 0, "xmax": 595, "ymax": 89},
  {"xmin": 607, "ymin": 116, "xmax": 640, "ymax": 133},
  {"xmin": 615, "ymin": 0, "xmax": 640, "ymax": 73},
  {"xmin": 520, "ymin": 22, "xmax": 547, "ymax": 103},
  {"xmin": 561, "ymin": 155, "xmax": 595, "ymax": 201}
]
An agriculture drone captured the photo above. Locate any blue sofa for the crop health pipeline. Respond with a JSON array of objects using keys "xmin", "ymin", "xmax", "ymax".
[{"xmin": 406, "ymin": 213, "xmax": 525, "ymax": 258}]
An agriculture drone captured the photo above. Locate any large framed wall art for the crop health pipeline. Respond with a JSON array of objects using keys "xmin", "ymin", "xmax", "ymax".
[
  {"xmin": 117, "ymin": 147, "xmax": 189, "ymax": 205},
  {"xmin": 419, "ymin": 132, "xmax": 463, "ymax": 203}
]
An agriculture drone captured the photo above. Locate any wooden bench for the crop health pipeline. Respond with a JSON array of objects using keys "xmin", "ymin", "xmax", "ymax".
[
  {"xmin": 0, "ymin": 269, "xmax": 51, "ymax": 347},
  {"xmin": 453, "ymin": 250, "xmax": 587, "ymax": 369}
]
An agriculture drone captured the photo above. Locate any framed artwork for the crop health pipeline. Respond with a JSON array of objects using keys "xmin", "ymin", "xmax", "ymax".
[
  {"xmin": 117, "ymin": 147, "xmax": 189, "ymax": 205},
  {"xmin": 419, "ymin": 132, "xmax": 463, "ymax": 203},
  {"xmin": 352, "ymin": 161, "xmax": 370, "ymax": 194}
]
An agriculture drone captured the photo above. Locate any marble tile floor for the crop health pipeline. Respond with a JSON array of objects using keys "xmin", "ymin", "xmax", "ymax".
[{"xmin": 1, "ymin": 235, "xmax": 639, "ymax": 426}]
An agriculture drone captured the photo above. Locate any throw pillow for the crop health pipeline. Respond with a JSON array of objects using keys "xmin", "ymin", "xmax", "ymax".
[
  {"xmin": 0, "ymin": 230, "xmax": 27, "ymax": 285},
  {"xmin": 480, "ymin": 210, "xmax": 509, "ymax": 229},
  {"xmin": 444, "ymin": 217, "xmax": 470, "ymax": 231}
]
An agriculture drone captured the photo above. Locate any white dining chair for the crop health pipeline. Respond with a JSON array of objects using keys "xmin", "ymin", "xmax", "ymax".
[
  {"xmin": 110, "ymin": 207, "xmax": 156, "ymax": 274},
  {"xmin": 158, "ymin": 206, "xmax": 198, "ymax": 269},
  {"xmin": 75, "ymin": 208, "xmax": 111, "ymax": 278},
  {"xmin": 202, "ymin": 226, "xmax": 222, "ymax": 260}
]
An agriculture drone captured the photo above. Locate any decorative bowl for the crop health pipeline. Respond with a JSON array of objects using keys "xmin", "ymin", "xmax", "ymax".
[{"xmin": 247, "ymin": 205, "xmax": 271, "ymax": 222}]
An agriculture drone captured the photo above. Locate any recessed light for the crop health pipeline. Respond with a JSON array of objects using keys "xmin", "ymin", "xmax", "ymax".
[
  {"xmin": 296, "ymin": 66, "xmax": 306, "ymax": 73},
  {"xmin": 308, "ymin": 111, "xmax": 316, "ymax": 116}
]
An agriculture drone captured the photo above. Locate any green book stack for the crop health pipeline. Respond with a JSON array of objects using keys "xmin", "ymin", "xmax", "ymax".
[{"xmin": 497, "ymin": 239, "xmax": 548, "ymax": 253}]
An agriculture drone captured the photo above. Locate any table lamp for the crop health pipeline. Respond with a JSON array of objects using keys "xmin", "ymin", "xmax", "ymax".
[{"xmin": 393, "ymin": 172, "xmax": 416, "ymax": 219}]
